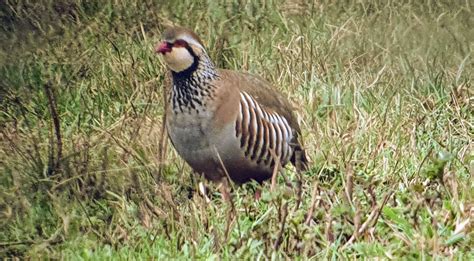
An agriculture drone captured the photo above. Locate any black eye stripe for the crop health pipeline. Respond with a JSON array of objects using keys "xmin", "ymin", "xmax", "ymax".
[
  {"xmin": 171, "ymin": 39, "xmax": 197, "ymax": 59},
  {"xmin": 173, "ymin": 39, "xmax": 188, "ymax": 47}
]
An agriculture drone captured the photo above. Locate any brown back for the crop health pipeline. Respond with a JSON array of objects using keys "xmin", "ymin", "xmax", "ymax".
[{"xmin": 218, "ymin": 69, "xmax": 302, "ymax": 136}]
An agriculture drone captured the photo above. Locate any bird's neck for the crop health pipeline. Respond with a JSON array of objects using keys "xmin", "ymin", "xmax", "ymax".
[{"xmin": 170, "ymin": 54, "xmax": 219, "ymax": 113}]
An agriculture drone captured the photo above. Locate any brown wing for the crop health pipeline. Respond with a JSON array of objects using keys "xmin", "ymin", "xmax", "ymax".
[
  {"xmin": 218, "ymin": 69, "xmax": 301, "ymax": 135},
  {"xmin": 218, "ymin": 69, "xmax": 308, "ymax": 172}
]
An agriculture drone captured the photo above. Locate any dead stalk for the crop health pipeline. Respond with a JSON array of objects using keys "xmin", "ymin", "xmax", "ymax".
[
  {"xmin": 345, "ymin": 163, "xmax": 354, "ymax": 206},
  {"xmin": 305, "ymin": 181, "xmax": 320, "ymax": 225},
  {"xmin": 157, "ymin": 74, "xmax": 171, "ymax": 181},
  {"xmin": 270, "ymin": 149, "xmax": 281, "ymax": 192},
  {"xmin": 214, "ymin": 147, "xmax": 242, "ymax": 244},
  {"xmin": 273, "ymin": 201, "xmax": 289, "ymax": 251},
  {"xmin": 44, "ymin": 81, "xmax": 62, "ymax": 174}
]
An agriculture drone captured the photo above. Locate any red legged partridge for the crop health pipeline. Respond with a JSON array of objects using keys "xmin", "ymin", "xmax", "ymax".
[{"xmin": 155, "ymin": 26, "xmax": 308, "ymax": 193}]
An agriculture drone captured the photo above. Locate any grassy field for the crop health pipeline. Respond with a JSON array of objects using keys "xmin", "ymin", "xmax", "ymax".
[{"xmin": 1, "ymin": 0, "xmax": 473, "ymax": 259}]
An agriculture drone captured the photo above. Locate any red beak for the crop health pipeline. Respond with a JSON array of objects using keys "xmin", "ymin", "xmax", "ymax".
[{"xmin": 155, "ymin": 42, "xmax": 172, "ymax": 54}]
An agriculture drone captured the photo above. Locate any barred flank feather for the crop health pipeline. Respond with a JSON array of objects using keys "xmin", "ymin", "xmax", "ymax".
[{"xmin": 236, "ymin": 92, "xmax": 295, "ymax": 169}]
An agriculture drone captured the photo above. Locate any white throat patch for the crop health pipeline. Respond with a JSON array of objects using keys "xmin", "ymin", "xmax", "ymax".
[{"xmin": 164, "ymin": 47, "xmax": 194, "ymax": 72}]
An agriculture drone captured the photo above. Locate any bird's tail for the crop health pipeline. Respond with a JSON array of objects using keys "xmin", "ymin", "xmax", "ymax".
[{"xmin": 291, "ymin": 143, "xmax": 309, "ymax": 173}]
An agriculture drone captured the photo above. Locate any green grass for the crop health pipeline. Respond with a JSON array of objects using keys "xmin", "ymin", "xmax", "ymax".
[{"xmin": 1, "ymin": 0, "xmax": 473, "ymax": 259}]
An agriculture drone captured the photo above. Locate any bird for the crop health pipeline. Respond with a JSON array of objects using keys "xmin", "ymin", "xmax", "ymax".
[{"xmin": 155, "ymin": 26, "xmax": 308, "ymax": 199}]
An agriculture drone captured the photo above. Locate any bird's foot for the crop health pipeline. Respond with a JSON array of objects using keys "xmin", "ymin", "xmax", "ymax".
[{"xmin": 198, "ymin": 181, "xmax": 211, "ymax": 203}]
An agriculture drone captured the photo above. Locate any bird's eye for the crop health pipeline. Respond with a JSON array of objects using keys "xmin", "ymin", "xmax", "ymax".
[{"xmin": 173, "ymin": 39, "xmax": 188, "ymax": 47}]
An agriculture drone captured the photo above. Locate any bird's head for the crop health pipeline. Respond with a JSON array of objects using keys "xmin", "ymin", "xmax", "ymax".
[{"xmin": 155, "ymin": 26, "xmax": 206, "ymax": 73}]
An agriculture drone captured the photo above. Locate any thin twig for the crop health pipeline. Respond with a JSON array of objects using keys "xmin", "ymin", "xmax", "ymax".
[
  {"xmin": 269, "ymin": 149, "xmax": 281, "ymax": 192},
  {"xmin": 44, "ymin": 81, "xmax": 62, "ymax": 174},
  {"xmin": 294, "ymin": 165, "xmax": 303, "ymax": 211},
  {"xmin": 324, "ymin": 212, "xmax": 334, "ymax": 243},
  {"xmin": 157, "ymin": 73, "xmax": 171, "ymax": 182},
  {"xmin": 273, "ymin": 201, "xmax": 289, "ymax": 250},
  {"xmin": 344, "ymin": 163, "xmax": 354, "ymax": 207},
  {"xmin": 214, "ymin": 147, "xmax": 242, "ymax": 244},
  {"xmin": 304, "ymin": 181, "xmax": 320, "ymax": 225}
]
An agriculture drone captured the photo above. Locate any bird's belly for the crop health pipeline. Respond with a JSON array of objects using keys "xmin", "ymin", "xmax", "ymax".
[
  {"xmin": 167, "ymin": 111, "xmax": 222, "ymax": 177},
  {"xmin": 167, "ymin": 111, "xmax": 282, "ymax": 183},
  {"xmin": 170, "ymin": 123, "xmax": 210, "ymax": 151}
]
